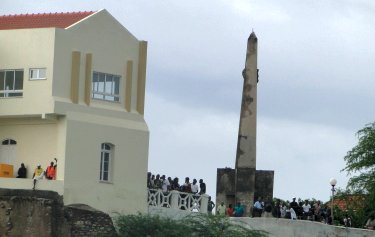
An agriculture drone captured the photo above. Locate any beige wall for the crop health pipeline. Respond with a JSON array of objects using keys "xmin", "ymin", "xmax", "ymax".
[
  {"xmin": 0, "ymin": 28, "xmax": 55, "ymax": 116},
  {"xmin": 53, "ymin": 9, "xmax": 141, "ymax": 113},
  {"xmin": 0, "ymin": 9, "xmax": 149, "ymax": 215},
  {"xmin": 0, "ymin": 178, "xmax": 64, "ymax": 194},
  {"xmin": 63, "ymin": 111, "xmax": 149, "ymax": 214},
  {"xmin": 0, "ymin": 118, "xmax": 59, "ymax": 178}
]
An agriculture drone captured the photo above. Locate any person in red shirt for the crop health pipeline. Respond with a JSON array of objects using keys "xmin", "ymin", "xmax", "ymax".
[
  {"xmin": 226, "ymin": 204, "xmax": 234, "ymax": 217},
  {"xmin": 46, "ymin": 158, "xmax": 57, "ymax": 180}
]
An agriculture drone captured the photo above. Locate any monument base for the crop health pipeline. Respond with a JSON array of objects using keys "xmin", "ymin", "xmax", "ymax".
[{"xmin": 216, "ymin": 168, "xmax": 274, "ymax": 216}]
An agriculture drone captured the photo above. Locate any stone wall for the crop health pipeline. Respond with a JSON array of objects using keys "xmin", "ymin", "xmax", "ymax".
[
  {"xmin": 64, "ymin": 204, "xmax": 116, "ymax": 237},
  {"xmin": 216, "ymin": 168, "xmax": 274, "ymax": 216},
  {"xmin": 0, "ymin": 188, "xmax": 117, "ymax": 237},
  {"xmin": 232, "ymin": 217, "xmax": 375, "ymax": 237},
  {"xmin": 254, "ymin": 170, "xmax": 274, "ymax": 202},
  {"xmin": 149, "ymin": 207, "xmax": 375, "ymax": 237}
]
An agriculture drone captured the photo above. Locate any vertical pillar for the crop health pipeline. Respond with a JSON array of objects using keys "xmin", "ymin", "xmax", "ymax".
[
  {"xmin": 136, "ymin": 41, "xmax": 148, "ymax": 115},
  {"xmin": 170, "ymin": 190, "xmax": 179, "ymax": 210},
  {"xmin": 200, "ymin": 194, "xmax": 209, "ymax": 214},
  {"xmin": 234, "ymin": 31, "xmax": 258, "ymax": 216},
  {"xmin": 70, "ymin": 51, "xmax": 81, "ymax": 104},
  {"xmin": 235, "ymin": 31, "xmax": 258, "ymax": 169}
]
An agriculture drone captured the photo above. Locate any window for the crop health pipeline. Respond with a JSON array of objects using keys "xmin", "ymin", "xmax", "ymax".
[
  {"xmin": 92, "ymin": 72, "xmax": 120, "ymax": 102},
  {"xmin": 100, "ymin": 143, "xmax": 113, "ymax": 182},
  {"xmin": 2, "ymin": 139, "xmax": 17, "ymax": 145},
  {"xmin": 29, "ymin": 68, "xmax": 47, "ymax": 80},
  {"xmin": 0, "ymin": 70, "xmax": 24, "ymax": 97}
]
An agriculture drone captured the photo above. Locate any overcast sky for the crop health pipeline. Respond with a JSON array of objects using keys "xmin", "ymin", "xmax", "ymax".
[{"xmin": 2, "ymin": 0, "xmax": 374, "ymax": 203}]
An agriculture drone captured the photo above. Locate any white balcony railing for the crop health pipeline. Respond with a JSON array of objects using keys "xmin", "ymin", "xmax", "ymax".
[{"xmin": 148, "ymin": 189, "xmax": 209, "ymax": 214}]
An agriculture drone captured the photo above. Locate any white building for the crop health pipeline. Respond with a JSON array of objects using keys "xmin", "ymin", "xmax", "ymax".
[{"xmin": 0, "ymin": 9, "xmax": 149, "ymax": 214}]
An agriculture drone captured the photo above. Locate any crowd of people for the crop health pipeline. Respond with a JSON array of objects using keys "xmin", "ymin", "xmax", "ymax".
[
  {"xmin": 147, "ymin": 172, "xmax": 218, "ymax": 213},
  {"xmin": 147, "ymin": 172, "xmax": 206, "ymax": 195},
  {"xmin": 146, "ymin": 174, "xmax": 375, "ymax": 230},
  {"xmin": 252, "ymin": 197, "xmax": 336, "ymax": 224},
  {"xmin": 252, "ymin": 197, "xmax": 375, "ymax": 230},
  {"xmin": 15, "ymin": 158, "xmax": 58, "ymax": 190}
]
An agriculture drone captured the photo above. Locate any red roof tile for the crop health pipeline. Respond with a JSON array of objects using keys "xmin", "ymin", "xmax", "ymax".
[{"xmin": 0, "ymin": 11, "xmax": 96, "ymax": 30}]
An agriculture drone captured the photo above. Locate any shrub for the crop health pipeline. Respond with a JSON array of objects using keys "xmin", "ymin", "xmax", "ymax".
[{"xmin": 115, "ymin": 213, "xmax": 267, "ymax": 237}]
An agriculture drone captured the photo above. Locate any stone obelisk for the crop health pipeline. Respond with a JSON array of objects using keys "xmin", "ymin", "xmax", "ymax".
[
  {"xmin": 216, "ymin": 32, "xmax": 273, "ymax": 217},
  {"xmin": 234, "ymin": 31, "xmax": 258, "ymax": 215}
]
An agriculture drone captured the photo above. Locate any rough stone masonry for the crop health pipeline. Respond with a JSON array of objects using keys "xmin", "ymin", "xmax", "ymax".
[{"xmin": 0, "ymin": 188, "xmax": 117, "ymax": 237}]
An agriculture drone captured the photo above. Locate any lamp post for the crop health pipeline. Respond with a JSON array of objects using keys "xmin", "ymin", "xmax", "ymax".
[{"xmin": 329, "ymin": 178, "xmax": 337, "ymax": 224}]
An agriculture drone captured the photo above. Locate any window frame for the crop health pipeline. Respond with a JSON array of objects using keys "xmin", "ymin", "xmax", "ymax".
[
  {"xmin": 0, "ymin": 69, "xmax": 24, "ymax": 98},
  {"xmin": 99, "ymin": 143, "xmax": 113, "ymax": 183},
  {"xmin": 29, "ymin": 68, "xmax": 47, "ymax": 80},
  {"xmin": 92, "ymin": 71, "xmax": 120, "ymax": 102}
]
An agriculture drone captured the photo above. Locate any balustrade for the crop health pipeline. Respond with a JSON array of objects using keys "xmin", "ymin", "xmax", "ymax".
[{"xmin": 148, "ymin": 189, "xmax": 209, "ymax": 214}]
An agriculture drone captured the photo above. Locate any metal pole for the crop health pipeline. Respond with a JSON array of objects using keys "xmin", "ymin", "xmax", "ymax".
[{"xmin": 331, "ymin": 185, "xmax": 335, "ymax": 223}]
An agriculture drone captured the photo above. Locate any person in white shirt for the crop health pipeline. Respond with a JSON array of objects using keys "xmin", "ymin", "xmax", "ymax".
[
  {"xmin": 161, "ymin": 175, "xmax": 170, "ymax": 193},
  {"xmin": 302, "ymin": 200, "xmax": 311, "ymax": 219},
  {"xmin": 253, "ymin": 197, "xmax": 264, "ymax": 217},
  {"xmin": 191, "ymin": 178, "xmax": 199, "ymax": 194}
]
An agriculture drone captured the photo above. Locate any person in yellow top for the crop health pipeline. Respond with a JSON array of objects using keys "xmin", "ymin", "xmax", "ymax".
[{"xmin": 32, "ymin": 164, "xmax": 44, "ymax": 190}]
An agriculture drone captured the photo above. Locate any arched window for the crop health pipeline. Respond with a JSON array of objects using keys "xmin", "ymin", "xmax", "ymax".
[
  {"xmin": 100, "ymin": 143, "xmax": 113, "ymax": 182},
  {"xmin": 2, "ymin": 139, "xmax": 17, "ymax": 145}
]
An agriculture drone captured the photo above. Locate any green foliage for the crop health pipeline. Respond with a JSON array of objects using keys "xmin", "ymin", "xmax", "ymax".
[
  {"xmin": 333, "ymin": 205, "xmax": 367, "ymax": 228},
  {"xmin": 341, "ymin": 122, "xmax": 375, "ymax": 224},
  {"xmin": 115, "ymin": 213, "xmax": 267, "ymax": 237},
  {"xmin": 342, "ymin": 122, "xmax": 375, "ymax": 193},
  {"xmin": 114, "ymin": 213, "xmax": 188, "ymax": 237},
  {"xmin": 183, "ymin": 214, "xmax": 267, "ymax": 237}
]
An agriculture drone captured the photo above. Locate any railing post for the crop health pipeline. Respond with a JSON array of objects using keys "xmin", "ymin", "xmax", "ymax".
[
  {"xmin": 170, "ymin": 190, "xmax": 180, "ymax": 210},
  {"xmin": 200, "ymin": 194, "xmax": 209, "ymax": 214}
]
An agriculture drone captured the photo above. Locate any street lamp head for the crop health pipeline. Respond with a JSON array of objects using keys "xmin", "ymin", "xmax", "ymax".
[{"xmin": 329, "ymin": 178, "xmax": 337, "ymax": 187}]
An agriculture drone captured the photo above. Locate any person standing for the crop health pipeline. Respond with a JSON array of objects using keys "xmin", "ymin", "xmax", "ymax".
[
  {"xmin": 207, "ymin": 196, "xmax": 215, "ymax": 215},
  {"xmin": 191, "ymin": 179, "xmax": 199, "ymax": 194},
  {"xmin": 217, "ymin": 202, "xmax": 226, "ymax": 215},
  {"xmin": 314, "ymin": 201, "xmax": 321, "ymax": 221},
  {"xmin": 161, "ymin": 175, "xmax": 170, "ymax": 193},
  {"xmin": 302, "ymin": 200, "xmax": 311, "ymax": 220},
  {"xmin": 199, "ymin": 179, "xmax": 206, "ymax": 194},
  {"xmin": 181, "ymin": 177, "xmax": 192, "ymax": 193},
  {"xmin": 253, "ymin": 197, "xmax": 264, "ymax": 217},
  {"xmin": 226, "ymin": 204, "xmax": 234, "ymax": 217},
  {"xmin": 16, "ymin": 163, "xmax": 27, "ymax": 178},
  {"xmin": 32, "ymin": 164, "xmax": 44, "ymax": 190},
  {"xmin": 45, "ymin": 158, "xmax": 57, "ymax": 180},
  {"xmin": 234, "ymin": 202, "xmax": 244, "ymax": 217}
]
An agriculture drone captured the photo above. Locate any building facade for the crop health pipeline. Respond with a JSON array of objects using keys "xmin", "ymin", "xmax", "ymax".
[{"xmin": 0, "ymin": 9, "xmax": 149, "ymax": 214}]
